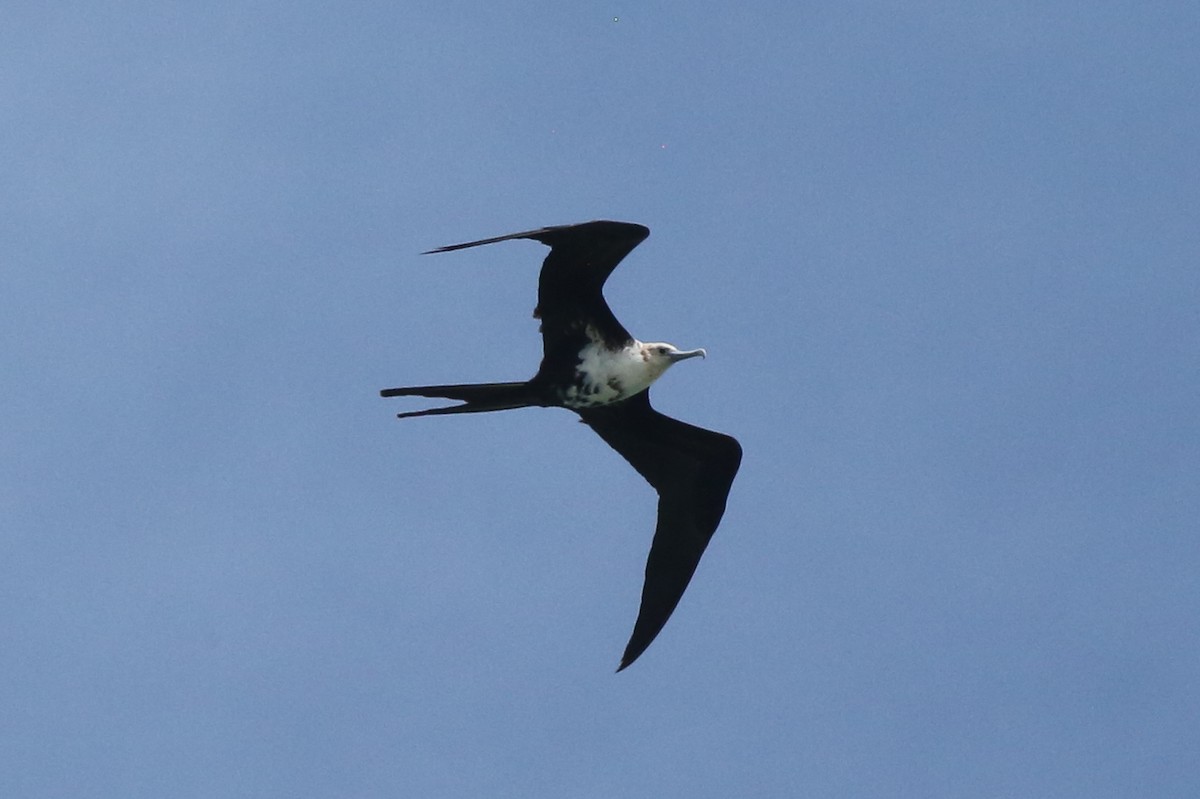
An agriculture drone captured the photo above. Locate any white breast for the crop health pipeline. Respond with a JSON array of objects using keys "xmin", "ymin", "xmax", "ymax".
[{"xmin": 560, "ymin": 339, "xmax": 659, "ymax": 408}]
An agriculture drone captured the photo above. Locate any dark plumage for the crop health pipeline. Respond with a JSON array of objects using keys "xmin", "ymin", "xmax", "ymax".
[{"xmin": 381, "ymin": 221, "xmax": 742, "ymax": 670}]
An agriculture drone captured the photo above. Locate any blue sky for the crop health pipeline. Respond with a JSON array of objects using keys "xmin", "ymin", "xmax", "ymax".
[{"xmin": 4, "ymin": 3, "xmax": 1198, "ymax": 796}]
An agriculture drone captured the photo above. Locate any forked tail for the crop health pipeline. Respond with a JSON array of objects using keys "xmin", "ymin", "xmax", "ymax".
[{"xmin": 379, "ymin": 381, "xmax": 541, "ymax": 419}]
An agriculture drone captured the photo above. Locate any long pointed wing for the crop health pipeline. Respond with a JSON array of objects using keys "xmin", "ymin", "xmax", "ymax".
[
  {"xmin": 579, "ymin": 391, "xmax": 742, "ymax": 670},
  {"xmin": 426, "ymin": 220, "xmax": 649, "ymax": 351}
]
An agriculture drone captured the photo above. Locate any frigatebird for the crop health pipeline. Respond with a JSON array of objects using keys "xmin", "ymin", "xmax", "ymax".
[{"xmin": 381, "ymin": 221, "xmax": 742, "ymax": 670}]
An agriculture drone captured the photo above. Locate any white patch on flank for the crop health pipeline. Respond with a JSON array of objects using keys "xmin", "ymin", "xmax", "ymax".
[{"xmin": 560, "ymin": 333, "xmax": 691, "ymax": 409}]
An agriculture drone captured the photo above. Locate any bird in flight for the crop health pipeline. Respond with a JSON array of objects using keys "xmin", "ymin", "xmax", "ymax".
[{"xmin": 381, "ymin": 221, "xmax": 742, "ymax": 670}]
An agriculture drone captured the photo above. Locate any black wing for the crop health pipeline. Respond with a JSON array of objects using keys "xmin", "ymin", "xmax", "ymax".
[
  {"xmin": 579, "ymin": 390, "xmax": 743, "ymax": 670},
  {"xmin": 426, "ymin": 220, "xmax": 649, "ymax": 354}
]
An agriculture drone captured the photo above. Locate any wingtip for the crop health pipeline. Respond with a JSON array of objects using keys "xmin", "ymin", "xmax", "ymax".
[{"xmin": 616, "ymin": 642, "xmax": 645, "ymax": 672}]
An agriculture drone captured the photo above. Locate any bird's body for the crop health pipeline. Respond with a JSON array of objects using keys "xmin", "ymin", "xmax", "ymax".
[
  {"xmin": 382, "ymin": 220, "xmax": 741, "ymax": 670},
  {"xmin": 560, "ymin": 332, "xmax": 701, "ymax": 408}
]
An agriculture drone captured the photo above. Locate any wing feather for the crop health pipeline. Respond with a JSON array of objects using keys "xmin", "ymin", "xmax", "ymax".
[{"xmin": 579, "ymin": 391, "xmax": 742, "ymax": 670}]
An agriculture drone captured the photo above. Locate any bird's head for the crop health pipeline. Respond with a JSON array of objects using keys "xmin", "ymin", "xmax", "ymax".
[{"xmin": 640, "ymin": 341, "xmax": 707, "ymax": 379}]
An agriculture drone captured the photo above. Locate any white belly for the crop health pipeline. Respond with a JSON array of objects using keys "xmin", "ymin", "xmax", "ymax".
[{"xmin": 560, "ymin": 341, "xmax": 656, "ymax": 408}]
